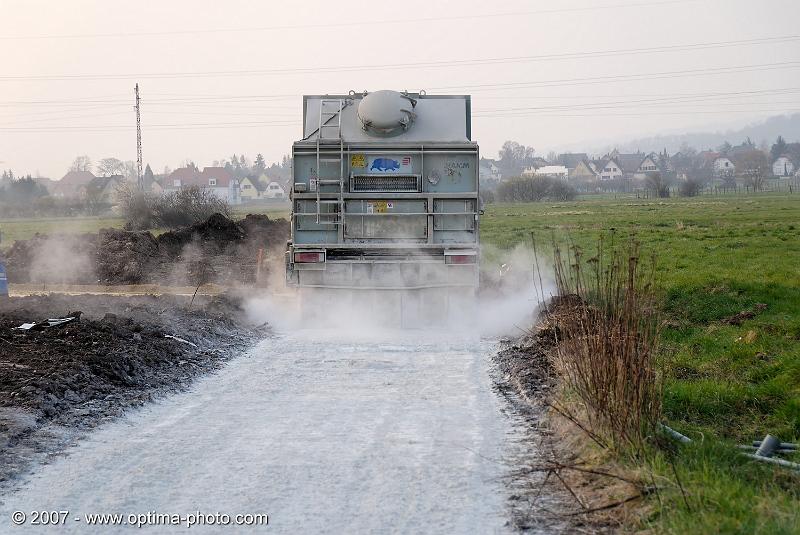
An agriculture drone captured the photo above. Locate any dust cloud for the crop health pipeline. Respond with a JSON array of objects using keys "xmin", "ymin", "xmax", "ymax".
[
  {"xmin": 244, "ymin": 244, "xmax": 554, "ymax": 339},
  {"xmin": 28, "ymin": 234, "xmax": 95, "ymax": 285}
]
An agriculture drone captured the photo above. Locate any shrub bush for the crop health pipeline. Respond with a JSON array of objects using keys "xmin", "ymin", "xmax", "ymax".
[
  {"xmin": 495, "ymin": 176, "xmax": 577, "ymax": 202},
  {"xmin": 119, "ymin": 185, "xmax": 230, "ymax": 230},
  {"xmin": 679, "ymin": 178, "xmax": 703, "ymax": 197}
]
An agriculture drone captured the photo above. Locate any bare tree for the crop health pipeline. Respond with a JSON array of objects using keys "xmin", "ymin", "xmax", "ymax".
[
  {"xmin": 645, "ymin": 172, "xmax": 670, "ymax": 197},
  {"xmin": 69, "ymin": 155, "xmax": 93, "ymax": 172},
  {"xmin": 497, "ymin": 140, "xmax": 536, "ymax": 177},
  {"xmin": 96, "ymin": 157, "xmax": 126, "ymax": 176},
  {"xmin": 734, "ymin": 149, "xmax": 769, "ymax": 191},
  {"xmin": 122, "ymin": 160, "xmax": 137, "ymax": 182},
  {"xmin": 84, "ymin": 182, "xmax": 106, "ymax": 215}
]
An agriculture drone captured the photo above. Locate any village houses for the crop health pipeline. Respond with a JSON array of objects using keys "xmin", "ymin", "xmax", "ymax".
[
  {"xmin": 239, "ymin": 175, "xmax": 287, "ymax": 201},
  {"xmin": 164, "ymin": 166, "xmax": 241, "ymax": 205},
  {"xmin": 522, "ymin": 165, "xmax": 569, "ymax": 180},
  {"xmin": 50, "ymin": 170, "xmax": 97, "ymax": 198}
]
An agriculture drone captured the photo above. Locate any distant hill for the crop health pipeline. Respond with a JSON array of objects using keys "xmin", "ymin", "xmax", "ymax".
[{"xmin": 608, "ymin": 113, "xmax": 800, "ymax": 154}]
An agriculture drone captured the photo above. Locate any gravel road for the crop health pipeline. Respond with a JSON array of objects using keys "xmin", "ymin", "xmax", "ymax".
[{"xmin": 1, "ymin": 329, "xmax": 542, "ymax": 534}]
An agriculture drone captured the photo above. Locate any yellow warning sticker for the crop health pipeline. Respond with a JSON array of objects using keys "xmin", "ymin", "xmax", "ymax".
[
  {"xmin": 350, "ymin": 154, "xmax": 366, "ymax": 168},
  {"xmin": 367, "ymin": 201, "xmax": 389, "ymax": 213}
]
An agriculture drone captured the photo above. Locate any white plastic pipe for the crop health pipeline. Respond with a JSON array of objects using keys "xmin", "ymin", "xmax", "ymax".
[
  {"xmin": 743, "ymin": 454, "xmax": 800, "ymax": 471},
  {"xmin": 660, "ymin": 424, "xmax": 692, "ymax": 443},
  {"xmin": 755, "ymin": 434, "xmax": 782, "ymax": 457}
]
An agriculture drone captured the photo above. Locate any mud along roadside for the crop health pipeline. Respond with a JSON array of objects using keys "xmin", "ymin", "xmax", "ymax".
[{"xmin": 0, "ymin": 293, "xmax": 265, "ymax": 492}]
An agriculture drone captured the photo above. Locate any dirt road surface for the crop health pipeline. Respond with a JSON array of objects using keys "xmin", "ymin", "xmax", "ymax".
[{"xmin": 1, "ymin": 329, "xmax": 545, "ymax": 534}]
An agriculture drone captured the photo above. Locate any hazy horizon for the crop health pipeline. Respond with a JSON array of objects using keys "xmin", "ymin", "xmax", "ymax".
[{"xmin": 2, "ymin": 0, "xmax": 799, "ymax": 178}]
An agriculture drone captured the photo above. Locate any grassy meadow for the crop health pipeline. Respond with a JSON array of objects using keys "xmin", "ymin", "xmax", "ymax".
[
  {"xmin": 0, "ymin": 215, "xmax": 125, "ymax": 245},
  {"xmin": 481, "ymin": 193, "xmax": 800, "ymax": 533}
]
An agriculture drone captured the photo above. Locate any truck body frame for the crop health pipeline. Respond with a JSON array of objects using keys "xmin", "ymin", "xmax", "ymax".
[{"xmin": 286, "ymin": 92, "xmax": 479, "ymax": 297}]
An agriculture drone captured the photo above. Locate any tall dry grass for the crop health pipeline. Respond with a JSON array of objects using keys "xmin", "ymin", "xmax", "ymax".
[{"xmin": 548, "ymin": 235, "xmax": 663, "ymax": 451}]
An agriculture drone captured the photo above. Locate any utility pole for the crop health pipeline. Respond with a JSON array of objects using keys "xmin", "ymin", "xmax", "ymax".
[{"xmin": 134, "ymin": 83, "xmax": 143, "ymax": 190}]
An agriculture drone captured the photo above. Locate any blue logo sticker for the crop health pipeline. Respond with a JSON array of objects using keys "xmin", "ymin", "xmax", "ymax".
[{"xmin": 370, "ymin": 158, "xmax": 400, "ymax": 172}]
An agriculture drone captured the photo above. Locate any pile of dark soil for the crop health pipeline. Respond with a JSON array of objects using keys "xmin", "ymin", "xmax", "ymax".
[
  {"xmin": 0, "ymin": 293, "xmax": 264, "ymax": 487},
  {"xmin": 4, "ymin": 213, "xmax": 290, "ymax": 287},
  {"xmin": 157, "ymin": 212, "xmax": 246, "ymax": 257},
  {"xmin": 238, "ymin": 213, "xmax": 290, "ymax": 249},
  {"xmin": 96, "ymin": 229, "xmax": 160, "ymax": 284},
  {"xmin": 150, "ymin": 213, "xmax": 289, "ymax": 286}
]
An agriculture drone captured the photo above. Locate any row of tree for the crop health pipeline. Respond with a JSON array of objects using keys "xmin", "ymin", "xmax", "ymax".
[
  {"xmin": 69, "ymin": 155, "xmax": 138, "ymax": 179},
  {"xmin": 208, "ymin": 153, "xmax": 291, "ymax": 182},
  {"xmin": 0, "ymin": 175, "xmax": 48, "ymax": 204},
  {"xmin": 67, "ymin": 152, "xmax": 292, "ymax": 183}
]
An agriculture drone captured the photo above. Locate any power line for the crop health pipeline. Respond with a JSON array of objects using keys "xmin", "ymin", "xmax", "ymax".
[
  {"xmin": 1, "ymin": 82, "xmax": 798, "ymax": 127},
  {"xmin": 0, "ymin": 0, "xmax": 695, "ymax": 40},
  {"xmin": 475, "ymin": 88, "xmax": 800, "ymax": 113},
  {"xmin": 1, "ymin": 85, "xmax": 798, "ymax": 128},
  {"xmin": 3, "ymin": 91, "xmax": 792, "ymax": 125},
  {"xmin": 3, "ymin": 105, "xmax": 799, "ymax": 134},
  {"xmin": 2, "ymin": 75, "xmax": 799, "ymax": 112},
  {"xmin": 0, "ymin": 120, "xmax": 300, "ymax": 132},
  {"xmin": 429, "ymin": 61, "xmax": 800, "ymax": 91},
  {"xmin": 0, "ymin": 110, "xmax": 131, "ymax": 124},
  {"xmin": 1, "ymin": 97, "xmax": 791, "ymax": 126},
  {"xmin": 474, "ymin": 108, "xmax": 800, "ymax": 119},
  {"xmin": 1, "ymin": 35, "xmax": 798, "ymax": 81}
]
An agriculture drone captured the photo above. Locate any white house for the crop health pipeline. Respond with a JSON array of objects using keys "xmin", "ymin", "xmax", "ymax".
[
  {"xmin": 773, "ymin": 156, "xmax": 796, "ymax": 177},
  {"xmin": 264, "ymin": 181, "xmax": 286, "ymax": 199},
  {"xmin": 713, "ymin": 157, "xmax": 735, "ymax": 177},
  {"xmin": 526, "ymin": 165, "xmax": 569, "ymax": 180},
  {"xmin": 479, "ymin": 160, "xmax": 502, "ymax": 182},
  {"xmin": 638, "ymin": 155, "xmax": 660, "ymax": 173},
  {"xmin": 165, "ymin": 166, "xmax": 241, "ymax": 205},
  {"xmin": 597, "ymin": 158, "xmax": 624, "ymax": 181}
]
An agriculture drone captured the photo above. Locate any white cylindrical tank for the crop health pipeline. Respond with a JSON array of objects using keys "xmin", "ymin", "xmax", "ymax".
[{"xmin": 357, "ymin": 90, "xmax": 417, "ymax": 136}]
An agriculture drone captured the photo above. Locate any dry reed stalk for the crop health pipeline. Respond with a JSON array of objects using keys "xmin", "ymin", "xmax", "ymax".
[{"xmin": 548, "ymin": 235, "xmax": 662, "ymax": 452}]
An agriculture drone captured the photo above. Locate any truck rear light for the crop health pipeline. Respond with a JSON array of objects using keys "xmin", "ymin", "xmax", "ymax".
[
  {"xmin": 294, "ymin": 251, "xmax": 325, "ymax": 263},
  {"xmin": 445, "ymin": 254, "xmax": 477, "ymax": 265}
]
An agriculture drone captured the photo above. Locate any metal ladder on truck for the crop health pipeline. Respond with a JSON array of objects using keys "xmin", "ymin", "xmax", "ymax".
[{"xmin": 315, "ymin": 99, "xmax": 347, "ymax": 231}]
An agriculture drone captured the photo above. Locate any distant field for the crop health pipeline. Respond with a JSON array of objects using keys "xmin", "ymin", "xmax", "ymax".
[
  {"xmin": 0, "ymin": 202, "xmax": 291, "ymax": 249},
  {"xmin": 0, "ymin": 216, "xmax": 125, "ymax": 246},
  {"xmin": 481, "ymin": 193, "xmax": 800, "ymax": 533},
  {"xmin": 232, "ymin": 202, "xmax": 291, "ymax": 219}
]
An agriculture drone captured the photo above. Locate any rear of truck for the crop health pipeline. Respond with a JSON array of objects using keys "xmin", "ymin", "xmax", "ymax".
[{"xmin": 286, "ymin": 90, "xmax": 479, "ymax": 325}]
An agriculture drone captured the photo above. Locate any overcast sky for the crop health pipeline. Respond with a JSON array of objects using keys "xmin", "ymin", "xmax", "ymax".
[{"xmin": 2, "ymin": 0, "xmax": 799, "ymax": 178}]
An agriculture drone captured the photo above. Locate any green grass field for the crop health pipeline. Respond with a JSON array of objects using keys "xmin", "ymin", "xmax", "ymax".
[
  {"xmin": 0, "ymin": 216, "xmax": 126, "ymax": 246},
  {"xmin": 481, "ymin": 193, "xmax": 800, "ymax": 533}
]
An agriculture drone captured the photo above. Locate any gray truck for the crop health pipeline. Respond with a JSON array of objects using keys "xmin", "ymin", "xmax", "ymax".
[{"xmin": 286, "ymin": 90, "xmax": 479, "ymax": 324}]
